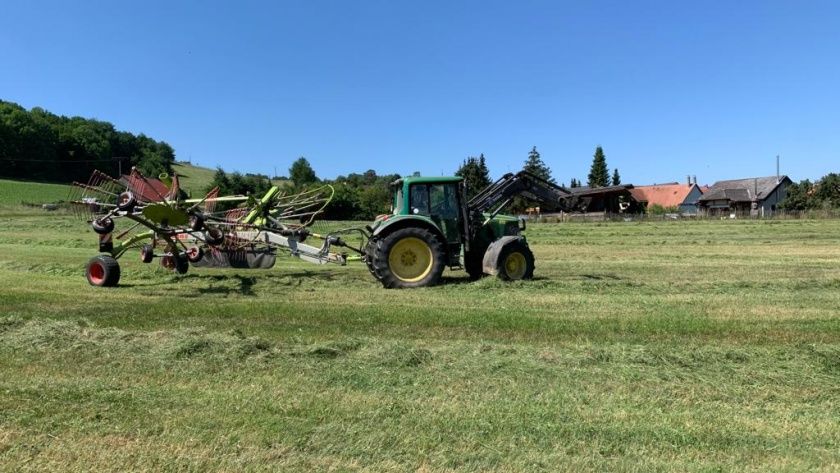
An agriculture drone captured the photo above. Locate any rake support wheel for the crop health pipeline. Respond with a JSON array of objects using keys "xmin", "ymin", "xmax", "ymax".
[
  {"xmin": 117, "ymin": 191, "xmax": 136, "ymax": 211},
  {"xmin": 86, "ymin": 255, "xmax": 121, "ymax": 287},
  {"xmin": 92, "ymin": 217, "xmax": 115, "ymax": 235},
  {"xmin": 204, "ymin": 227, "xmax": 225, "ymax": 246},
  {"xmin": 140, "ymin": 244, "xmax": 154, "ymax": 263},
  {"xmin": 186, "ymin": 246, "xmax": 204, "ymax": 263}
]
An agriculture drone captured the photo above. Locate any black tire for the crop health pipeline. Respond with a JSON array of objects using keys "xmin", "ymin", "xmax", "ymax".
[
  {"xmin": 464, "ymin": 246, "xmax": 488, "ymax": 281},
  {"xmin": 91, "ymin": 217, "xmax": 114, "ymax": 235},
  {"xmin": 85, "ymin": 255, "xmax": 120, "ymax": 287},
  {"xmin": 364, "ymin": 238, "xmax": 381, "ymax": 280},
  {"xmin": 372, "ymin": 227, "xmax": 445, "ymax": 289},
  {"xmin": 140, "ymin": 244, "xmax": 154, "ymax": 263},
  {"xmin": 185, "ymin": 246, "xmax": 204, "ymax": 263},
  {"xmin": 174, "ymin": 254, "xmax": 189, "ymax": 274},
  {"xmin": 204, "ymin": 227, "xmax": 225, "ymax": 246},
  {"xmin": 117, "ymin": 191, "xmax": 136, "ymax": 211},
  {"xmin": 189, "ymin": 213, "xmax": 205, "ymax": 231},
  {"xmin": 495, "ymin": 240, "xmax": 535, "ymax": 281}
]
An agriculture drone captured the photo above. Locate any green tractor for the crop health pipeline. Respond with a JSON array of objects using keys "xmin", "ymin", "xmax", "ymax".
[{"xmin": 363, "ymin": 171, "xmax": 574, "ymax": 288}]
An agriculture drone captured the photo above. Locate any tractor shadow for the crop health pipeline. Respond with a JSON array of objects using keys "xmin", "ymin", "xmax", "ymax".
[
  {"xmin": 186, "ymin": 270, "xmax": 346, "ymax": 296},
  {"xmin": 437, "ymin": 275, "xmax": 551, "ymax": 286},
  {"xmin": 579, "ymin": 273, "xmax": 623, "ymax": 281},
  {"xmin": 196, "ymin": 275, "xmax": 258, "ymax": 296}
]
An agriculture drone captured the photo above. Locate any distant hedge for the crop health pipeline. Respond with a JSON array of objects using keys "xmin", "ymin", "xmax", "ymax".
[{"xmin": 0, "ymin": 100, "xmax": 174, "ymax": 183}]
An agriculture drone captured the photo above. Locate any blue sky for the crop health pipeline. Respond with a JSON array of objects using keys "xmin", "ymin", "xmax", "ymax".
[{"xmin": 2, "ymin": 0, "xmax": 838, "ymax": 185}]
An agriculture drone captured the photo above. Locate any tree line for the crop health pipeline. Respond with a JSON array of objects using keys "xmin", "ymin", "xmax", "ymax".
[
  {"xmin": 0, "ymin": 100, "xmax": 174, "ymax": 182},
  {"xmin": 209, "ymin": 145, "xmax": 619, "ymax": 220},
  {"xmin": 780, "ymin": 174, "xmax": 840, "ymax": 210}
]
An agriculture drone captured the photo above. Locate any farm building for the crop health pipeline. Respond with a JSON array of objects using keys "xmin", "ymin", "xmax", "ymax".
[
  {"xmin": 697, "ymin": 175, "xmax": 792, "ymax": 217},
  {"xmin": 567, "ymin": 184, "xmax": 638, "ymax": 213},
  {"xmin": 629, "ymin": 180, "xmax": 704, "ymax": 214}
]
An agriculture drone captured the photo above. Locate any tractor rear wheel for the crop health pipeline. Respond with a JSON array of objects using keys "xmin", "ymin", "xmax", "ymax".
[
  {"xmin": 373, "ymin": 228, "xmax": 445, "ymax": 288},
  {"xmin": 364, "ymin": 238, "xmax": 381, "ymax": 280},
  {"xmin": 495, "ymin": 240, "xmax": 535, "ymax": 281},
  {"xmin": 86, "ymin": 255, "xmax": 120, "ymax": 287}
]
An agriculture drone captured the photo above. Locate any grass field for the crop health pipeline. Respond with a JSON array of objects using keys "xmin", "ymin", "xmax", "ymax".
[
  {"xmin": 0, "ymin": 179, "xmax": 74, "ymax": 206},
  {"xmin": 173, "ymin": 162, "xmax": 291, "ymax": 198},
  {"xmin": 0, "ymin": 209, "xmax": 838, "ymax": 471},
  {"xmin": 172, "ymin": 162, "xmax": 218, "ymax": 197}
]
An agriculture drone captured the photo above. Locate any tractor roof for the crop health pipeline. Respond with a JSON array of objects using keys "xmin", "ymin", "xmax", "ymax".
[{"xmin": 394, "ymin": 176, "xmax": 464, "ymax": 186}]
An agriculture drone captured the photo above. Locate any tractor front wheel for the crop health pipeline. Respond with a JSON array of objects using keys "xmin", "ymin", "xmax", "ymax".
[
  {"xmin": 495, "ymin": 240, "xmax": 535, "ymax": 281},
  {"xmin": 373, "ymin": 228, "xmax": 445, "ymax": 289},
  {"xmin": 86, "ymin": 255, "xmax": 121, "ymax": 287}
]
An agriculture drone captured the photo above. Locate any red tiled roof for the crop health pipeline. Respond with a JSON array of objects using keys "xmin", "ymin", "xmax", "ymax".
[{"xmin": 629, "ymin": 183, "xmax": 699, "ymax": 208}]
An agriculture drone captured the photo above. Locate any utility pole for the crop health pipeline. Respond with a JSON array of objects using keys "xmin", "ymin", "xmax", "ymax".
[{"xmin": 112, "ymin": 156, "xmax": 129, "ymax": 176}]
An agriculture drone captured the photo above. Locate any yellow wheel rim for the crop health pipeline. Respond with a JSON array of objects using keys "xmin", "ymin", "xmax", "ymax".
[
  {"xmin": 388, "ymin": 237, "xmax": 434, "ymax": 282},
  {"xmin": 504, "ymin": 252, "xmax": 527, "ymax": 280}
]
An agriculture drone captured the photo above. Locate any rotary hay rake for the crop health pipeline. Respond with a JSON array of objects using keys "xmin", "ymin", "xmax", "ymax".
[{"xmin": 70, "ymin": 168, "xmax": 365, "ymax": 286}]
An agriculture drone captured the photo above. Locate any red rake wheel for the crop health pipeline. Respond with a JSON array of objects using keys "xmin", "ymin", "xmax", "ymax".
[
  {"xmin": 186, "ymin": 246, "xmax": 204, "ymax": 263},
  {"xmin": 85, "ymin": 255, "xmax": 120, "ymax": 287},
  {"xmin": 160, "ymin": 255, "xmax": 175, "ymax": 270}
]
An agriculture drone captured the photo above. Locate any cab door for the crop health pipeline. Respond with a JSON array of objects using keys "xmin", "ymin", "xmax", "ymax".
[{"xmin": 428, "ymin": 183, "xmax": 462, "ymax": 245}]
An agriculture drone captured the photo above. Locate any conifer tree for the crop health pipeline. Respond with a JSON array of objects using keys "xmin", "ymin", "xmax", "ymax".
[
  {"xmin": 587, "ymin": 146, "xmax": 610, "ymax": 187},
  {"xmin": 523, "ymin": 146, "xmax": 555, "ymax": 183},
  {"xmin": 455, "ymin": 154, "xmax": 492, "ymax": 200}
]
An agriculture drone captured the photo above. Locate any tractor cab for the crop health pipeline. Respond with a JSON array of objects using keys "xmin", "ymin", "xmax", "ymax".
[{"xmin": 368, "ymin": 177, "xmax": 468, "ymax": 248}]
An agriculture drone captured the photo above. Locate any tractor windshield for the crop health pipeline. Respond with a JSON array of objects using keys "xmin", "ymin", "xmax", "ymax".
[
  {"xmin": 408, "ymin": 183, "xmax": 458, "ymax": 219},
  {"xmin": 410, "ymin": 185, "xmax": 429, "ymax": 215}
]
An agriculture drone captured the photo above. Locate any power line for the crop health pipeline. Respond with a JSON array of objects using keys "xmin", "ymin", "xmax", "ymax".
[{"xmin": 0, "ymin": 158, "xmax": 117, "ymax": 163}]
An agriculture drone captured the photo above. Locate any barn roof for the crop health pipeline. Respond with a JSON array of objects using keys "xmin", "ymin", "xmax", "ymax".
[
  {"xmin": 629, "ymin": 183, "xmax": 700, "ymax": 207},
  {"xmin": 698, "ymin": 176, "xmax": 790, "ymax": 203},
  {"xmin": 568, "ymin": 184, "xmax": 634, "ymax": 197}
]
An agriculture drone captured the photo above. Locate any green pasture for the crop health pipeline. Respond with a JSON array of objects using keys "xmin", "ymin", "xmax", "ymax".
[
  {"xmin": 0, "ymin": 179, "xmax": 73, "ymax": 206},
  {"xmin": 0, "ymin": 209, "xmax": 838, "ymax": 471},
  {"xmin": 171, "ymin": 162, "xmax": 217, "ymax": 197}
]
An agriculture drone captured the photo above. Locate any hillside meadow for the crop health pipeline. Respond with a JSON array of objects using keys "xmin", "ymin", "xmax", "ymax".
[{"xmin": 0, "ymin": 206, "xmax": 838, "ymax": 471}]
